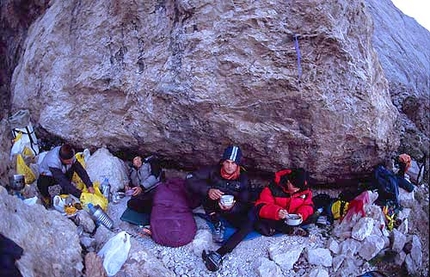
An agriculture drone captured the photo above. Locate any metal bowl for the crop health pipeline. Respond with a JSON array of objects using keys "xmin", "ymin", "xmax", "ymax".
[
  {"xmin": 285, "ymin": 214, "xmax": 303, "ymax": 226},
  {"xmin": 9, "ymin": 174, "xmax": 25, "ymax": 191}
]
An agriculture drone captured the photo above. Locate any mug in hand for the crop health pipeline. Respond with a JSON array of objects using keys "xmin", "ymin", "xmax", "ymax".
[{"xmin": 220, "ymin": 195, "xmax": 234, "ymax": 207}]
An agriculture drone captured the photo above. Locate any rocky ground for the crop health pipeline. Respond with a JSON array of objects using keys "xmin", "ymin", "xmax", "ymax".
[
  {"xmin": 93, "ymin": 170, "xmax": 429, "ymax": 277},
  {"xmin": 1, "ymin": 145, "xmax": 427, "ymax": 277},
  {"xmin": 105, "ymin": 195, "xmax": 334, "ymax": 277}
]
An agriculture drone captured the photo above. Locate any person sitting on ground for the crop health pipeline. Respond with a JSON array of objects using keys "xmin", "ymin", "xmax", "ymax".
[
  {"xmin": 254, "ymin": 168, "xmax": 314, "ymax": 237},
  {"xmin": 396, "ymin": 153, "xmax": 415, "ymax": 191},
  {"xmin": 37, "ymin": 144, "xmax": 94, "ymax": 202},
  {"xmin": 126, "ymin": 155, "xmax": 164, "ymax": 214},
  {"xmin": 185, "ymin": 145, "xmax": 253, "ymax": 271}
]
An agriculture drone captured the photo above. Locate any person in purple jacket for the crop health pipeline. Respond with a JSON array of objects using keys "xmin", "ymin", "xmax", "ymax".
[{"xmin": 37, "ymin": 144, "xmax": 94, "ymax": 202}]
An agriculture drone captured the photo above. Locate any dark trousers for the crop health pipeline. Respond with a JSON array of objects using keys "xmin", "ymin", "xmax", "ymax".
[
  {"xmin": 253, "ymin": 218, "xmax": 294, "ymax": 235},
  {"xmin": 37, "ymin": 165, "xmax": 79, "ymax": 198},
  {"xmin": 127, "ymin": 189, "xmax": 156, "ymax": 214},
  {"xmin": 216, "ymin": 207, "xmax": 258, "ymax": 256},
  {"xmin": 215, "ymin": 206, "xmax": 305, "ymax": 256},
  {"xmin": 37, "ymin": 175, "xmax": 58, "ymax": 198}
]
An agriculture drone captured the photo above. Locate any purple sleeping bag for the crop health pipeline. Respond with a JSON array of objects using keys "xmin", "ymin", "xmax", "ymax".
[{"xmin": 150, "ymin": 178, "xmax": 197, "ymax": 247}]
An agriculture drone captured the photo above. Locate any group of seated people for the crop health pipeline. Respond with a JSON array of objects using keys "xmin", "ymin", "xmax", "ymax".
[
  {"xmin": 184, "ymin": 146, "xmax": 314, "ymax": 271},
  {"xmin": 35, "ymin": 144, "xmax": 329, "ymax": 272},
  {"xmin": 122, "ymin": 145, "xmax": 315, "ymax": 271}
]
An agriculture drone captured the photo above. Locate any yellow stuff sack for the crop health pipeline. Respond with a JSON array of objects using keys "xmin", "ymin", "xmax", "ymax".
[
  {"xmin": 72, "ymin": 152, "xmax": 87, "ymax": 190},
  {"xmin": 80, "ymin": 182, "xmax": 108, "ymax": 211},
  {"xmin": 330, "ymin": 200, "xmax": 349, "ymax": 220},
  {"xmin": 22, "ymin": 146, "xmax": 35, "ymax": 158},
  {"xmin": 16, "ymin": 154, "xmax": 36, "ymax": 184}
]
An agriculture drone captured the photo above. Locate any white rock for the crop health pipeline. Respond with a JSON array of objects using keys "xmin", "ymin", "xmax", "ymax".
[
  {"xmin": 0, "ymin": 191, "xmax": 84, "ymax": 277},
  {"xmin": 331, "ymin": 255, "xmax": 345, "ymax": 272},
  {"xmin": 399, "ymin": 188, "xmax": 415, "ymax": 206},
  {"xmin": 254, "ymin": 257, "xmax": 282, "ymax": 277},
  {"xmin": 86, "ymin": 147, "xmax": 129, "ymax": 193},
  {"xmin": 395, "ymin": 251, "xmax": 407, "ymax": 266},
  {"xmin": 307, "ymin": 248, "xmax": 332, "ymax": 267},
  {"xmin": 306, "ymin": 267, "xmax": 329, "ymax": 277},
  {"xmin": 80, "ymin": 236, "xmax": 96, "ymax": 249},
  {"xmin": 404, "ymin": 235, "xmax": 423, "ymax": 275},
  {"xmin": 397, "ymin": 218, "xmax": 409, "ymax": 234},
  {"xmin": 339, "ymin": 238, "xmax": 361, "ymax": 257},
  {"xmin": 268, "ymin": 242, "xmax": 305, "ymax": 270},
  {"xmin": 366, "ymin": 205, "xmax": 387, "ymax": 231},
  {"xmin": 391, "ymin": 229, "xmax": 407, "ymax": 253},
  {"xmin": 397, "ymin": 208, "xmax": 411, "ymax": 220},
  {"xmin": 358, "ymin": 235, "xmax": 385, "ymax": 261},
  {"xmin": 327, "ymin": 238, "xmax": 340, "ymax": 254},
  {"xmin": 351, "ymin": 217, "xmax": 374, "ymax": 241},
  {"xmin": 76, "ymin": 209, "xmax": 96, "ymax": 233},
  {"xmin": 191, "ymin": 229, "xmax": 212, "ymax": 256},
  {"xmin": 337, "ymin": 257, "xmax": 362, "ymax": 277}
]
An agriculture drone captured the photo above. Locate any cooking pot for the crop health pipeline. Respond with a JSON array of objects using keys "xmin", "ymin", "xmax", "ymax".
[{"xmin": 9, "ymin": 174, "xmax": 25, "ymax": 191}]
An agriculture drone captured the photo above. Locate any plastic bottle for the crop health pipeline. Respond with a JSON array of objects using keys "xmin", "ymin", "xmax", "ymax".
[
  {"xmin": 87, "ymin": 203, "xmax": 114, "ymax": 229},
  {"xmin": 100, "ymin": 177, "xmax": 111, "ymax": 202}
]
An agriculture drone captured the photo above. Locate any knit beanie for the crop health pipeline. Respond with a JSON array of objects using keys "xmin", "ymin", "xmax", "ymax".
[{"xmin": 222, "ymin": 146, "xmax": 242, "ymax": 165}]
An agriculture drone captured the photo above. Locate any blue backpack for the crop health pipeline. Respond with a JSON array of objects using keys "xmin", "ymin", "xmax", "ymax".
[{"xmin": 372, "ymin": 165, "xmax": 400, "ymax": 207}]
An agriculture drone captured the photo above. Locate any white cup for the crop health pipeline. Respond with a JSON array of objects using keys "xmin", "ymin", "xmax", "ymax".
[{"xmin": 220, "ymin": 195, "xmax": 234, "ymax": 207}]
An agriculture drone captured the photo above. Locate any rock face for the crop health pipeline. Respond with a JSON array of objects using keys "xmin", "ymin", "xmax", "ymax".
[
  {"xmin": 0, "ymin": 119, "xmax": 13, "ymax": 186},
  {"xmin": 8, "ymin": 0, "xmax": 404, "ymax": 183},
  {"xmin": 366, "ymin": 0, "xmax": 430, "ymax": 171},
  {"xmin": 0, "ymin": 0, "xmax": 50, "ymax": 119},
  {"xmin": 0, "ymin": 187, "xmax": 83, "ymax": 277}
]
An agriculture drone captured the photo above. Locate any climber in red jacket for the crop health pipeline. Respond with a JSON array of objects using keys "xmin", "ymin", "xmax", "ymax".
[{"xmin": 254, "ymin": 168, "xmax": 314, "ymax": 236}]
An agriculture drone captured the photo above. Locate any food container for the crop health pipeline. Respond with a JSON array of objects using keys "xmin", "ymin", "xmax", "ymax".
[
  {"xmin": 220, "ymin": 195, "xmax": 234, "ymax": 207},
  {"xmin": 113, "ymin": 192, "xmax": 125, "ymax": 204},
  {"xmin": 285, "ymin": 214, "xmax": 303, "ymax": 226}
]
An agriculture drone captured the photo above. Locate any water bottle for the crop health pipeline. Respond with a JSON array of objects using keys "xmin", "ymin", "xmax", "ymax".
[
  {"xmin": 101, "ymin": 177, "xmax": 112, "ymax": 202},
  {"xmin": 87, "ymin": 203, "xmax": 114, "ymax": 229}
]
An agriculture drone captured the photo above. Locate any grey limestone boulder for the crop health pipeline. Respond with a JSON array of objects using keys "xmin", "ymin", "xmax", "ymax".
[{"xmin": 0, "ymin": 186, "xmax": 83, "ymax": 277}]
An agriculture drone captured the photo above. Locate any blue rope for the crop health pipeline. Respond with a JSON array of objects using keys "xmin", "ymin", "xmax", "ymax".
[{"xmin": 293, "ymin": 34, "xmax": 302, "ymax": 80}]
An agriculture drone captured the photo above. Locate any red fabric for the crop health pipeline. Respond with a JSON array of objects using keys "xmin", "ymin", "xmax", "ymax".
[
  {"xmin": 220, "ymin": 166, "xmax": 240, "ymax": 180},
  {"xmin": 342, "ymin": 190, "xmax": 370, "ymax": 223},
  {"xmin": 255, "ymin": 186, "xmax": 314, "ymax": 221},
  {"xmin": 274, "ymin": 169, "xmax": 292, "ymax": 185}
]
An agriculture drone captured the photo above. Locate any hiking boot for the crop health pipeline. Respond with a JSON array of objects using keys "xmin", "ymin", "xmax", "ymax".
[
  {"xmin": 202, "ymin": 250, "xmax": 222, "ymax": 271},
  {"xmin": 212, "ymin": 221, "xmax": 225, "ymax": 243}
]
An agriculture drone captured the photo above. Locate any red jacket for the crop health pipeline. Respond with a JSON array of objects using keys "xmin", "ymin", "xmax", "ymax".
[{"xmin": 255, "ymin": 182, "xmax": 314, "ymax": 221}]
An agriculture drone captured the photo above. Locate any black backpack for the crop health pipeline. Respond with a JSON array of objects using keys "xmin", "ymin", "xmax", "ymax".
[{"xmin": 144, "ymin": 155, "xmax": 165, "ymax": 181}]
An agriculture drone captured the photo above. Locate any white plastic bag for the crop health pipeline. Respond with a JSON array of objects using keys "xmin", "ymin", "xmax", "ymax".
[
  {"xmin": 23, "ymin": 196, "xmax": 38, "ymax": 206},
  {"xmin": 8, "ymin": 110, "xmax": 39, "ymax": 159},
  {"xmin": 97, "ymin": 231, "xmax": 131, "ymax": 276},
  {"xmin": 53, "ymin": 195, "xmax": 66, "ymax": 213}
]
